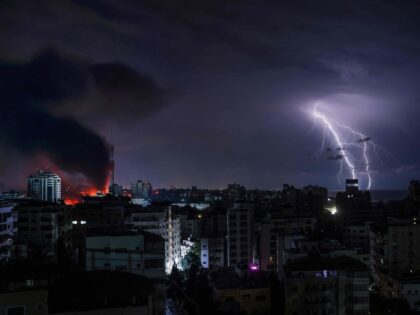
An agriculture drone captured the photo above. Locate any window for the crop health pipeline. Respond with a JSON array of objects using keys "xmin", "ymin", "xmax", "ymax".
[
  {"xmin": 242, "ymin": 294, "xmax": 250, "ymax": 300},
  {"xmin": 6, "ymin": 306, "xmax": 25, "ymax": 315},
  {"xmin": 256, "ymin": 295, "xmax": 266, "ymax": 301}
]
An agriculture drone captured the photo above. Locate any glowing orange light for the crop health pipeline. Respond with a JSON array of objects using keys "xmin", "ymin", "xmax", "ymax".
[
  {"xmin": 64, "ymin": 198, "xmax": 79, "ymax": 205},
  {"xmin": 81, "ymin": 187, "xmax": 100, "ymax": 197}
]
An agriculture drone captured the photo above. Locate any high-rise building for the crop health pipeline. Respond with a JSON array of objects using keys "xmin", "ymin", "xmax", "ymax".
[
  {"xmin": 27, "ymin": 170, "xmax": 62, "ymax": 203},
  {"xmin": 258, "ymin": 213, "xmax": 316, "ymax": 271},
  {"xmin": 226, "ymin": 183, "xmax": 246, "ymax": 201},
  {"xmin": 200, "ymin": 237, "xmax": 225, "ymax": 269},
  {"xmin": 284, "ymin": 256, "xmax": 370, "ymax": 315},
  {"xmin": 408, "ymin": 180, "xmax": 420, "ymax": 200},
  {"xmin": 85, "ymin": 228, "xmax": 165, "ymax": 280},
  {"xmin": 371, "ymin": 218, "xmax": 420, "ymax": 279},
  {"xmin": 108, "ymin": 183, "xmax": 123, "ymax": 196},
  {"xmin": 131, "ymin": 180, "xmax": 152, "ymax": 199},
  {"xmin": 13, "ymin": 203, "xmax": 72, "ymax": 260},
  {"xmin": 227, "ymin": 203, "xmax": 255, "ymax": 267},
  {"xmin": 336, "ymin": 179, "xmax": 372, "ymax": 225},
  {"xmin": 302, "ymin": 185, "xmax": 328, "ymax": 214},
  {"xmin": 281, "ymin": 184, "xmax": 303, "ymax": 211},
  {"xmin": 0, "ymin": 202, "xmax": 15, "ymax": 263},
  {"xmin": 129, "ymin": 206, "xmax": 182, "ymax": 273}
]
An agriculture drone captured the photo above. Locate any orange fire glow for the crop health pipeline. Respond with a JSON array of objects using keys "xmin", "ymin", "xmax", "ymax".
[
  {"xmin": 35, "ymin": 155, "xmax": 113, "ymax": 206},
  {"xmin": 64, "ymin": 198, "xmax": 79, "ymax": 205},
  {"xmin": 79, "ymin": 174, "xmax": 111, "ymax": 197},
  {"xmin": 81, "ymin": 188, "xmax": 100, "ymax": 197}
]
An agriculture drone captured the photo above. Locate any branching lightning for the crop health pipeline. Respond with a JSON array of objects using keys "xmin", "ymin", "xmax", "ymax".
[
  {"xmin": 311, "ymin": 103, "xmax": 389, "ymax": 190},
  {"xmin": 313, "ymin": 107, "xmax": 357, "ymax": 180}
]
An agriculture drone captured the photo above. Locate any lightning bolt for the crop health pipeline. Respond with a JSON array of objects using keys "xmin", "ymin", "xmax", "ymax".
[
  {"xmin": 313, "ymin": 106, "xmax": 357, "ymax": 181},
  {"xmin": 311, "ymin": 104, "xmax": 386, "ymax": 190}
]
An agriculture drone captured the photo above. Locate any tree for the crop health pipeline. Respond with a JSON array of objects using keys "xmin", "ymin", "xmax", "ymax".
[{"xmin": 181, "ymin": 240, "xmax": 201, "ymax": 271}]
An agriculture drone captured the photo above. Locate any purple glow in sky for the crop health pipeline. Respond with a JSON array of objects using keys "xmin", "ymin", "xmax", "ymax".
[
  {"xmin": 0, "ymin": 1, "xmax": 419, "ymax": 191},
  {"xmin": 310, "ymin": 100, "xmax": 395, "ymax": 190}
]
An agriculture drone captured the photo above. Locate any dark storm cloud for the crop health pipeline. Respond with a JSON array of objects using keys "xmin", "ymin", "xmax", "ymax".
[
  {"xmin": 0, "ymin": 48, "xmax": 165, "ymax": 188},
  {"xmin": 85, "ymin": 62, "xmax": 164, "ymax": 121},
  {"xmin": 0, "ymin": 50, "xmax": 108, "ymax": 187},
  {"xmin": 42, "ymin": 50, "xmax": 167, "ymax": 124},
  {"xmin": 1, "ymin": 0, "xmax": 420, "ymax": 189}
]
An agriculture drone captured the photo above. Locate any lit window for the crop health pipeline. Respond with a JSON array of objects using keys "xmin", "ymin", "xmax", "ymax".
[{"xmin": 72, "ymin": 220, "xmax": 78, "ymax": 224}]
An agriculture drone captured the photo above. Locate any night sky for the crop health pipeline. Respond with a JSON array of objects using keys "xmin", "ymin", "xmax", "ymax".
[{"xmin": 1, "ymin": 0, "xmax": 420, "ymax": 192}]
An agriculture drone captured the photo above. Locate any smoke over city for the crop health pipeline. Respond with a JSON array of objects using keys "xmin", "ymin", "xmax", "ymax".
[{"xmin": 0, "ymin": 49, "xmax": 165, "ymax": 191}]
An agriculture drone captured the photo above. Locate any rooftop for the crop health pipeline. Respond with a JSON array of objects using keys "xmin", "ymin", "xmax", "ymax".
[{"xmin": 87, "ymin": 226, "xmax": 164, "ymax": 242}]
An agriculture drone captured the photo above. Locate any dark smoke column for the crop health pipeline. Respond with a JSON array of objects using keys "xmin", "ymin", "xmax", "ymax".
[{"xmin": 0, "ymin": 50, "xmax": 112, "ymax": 191}]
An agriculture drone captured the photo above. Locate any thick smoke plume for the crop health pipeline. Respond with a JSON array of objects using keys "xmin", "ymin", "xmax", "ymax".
[{"xmin": 0, "ymin": 49, "xmax": 164, "ymax": 190}]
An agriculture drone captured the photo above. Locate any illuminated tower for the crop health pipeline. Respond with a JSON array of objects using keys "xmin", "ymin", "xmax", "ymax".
[
  {"xmin": 346, "ymin": 178, "xmax": 359, "ymax": 194},
  {"xmin": 336, "ymin": 178, "xmax": 371, "ymax": 225},
  {"xmin": 28, "ymin": 170, "xmax": 62, "ymax": 202}
]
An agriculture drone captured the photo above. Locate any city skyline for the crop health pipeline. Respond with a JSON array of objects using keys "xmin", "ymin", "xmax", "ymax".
[{"xmin": 2, "ymin": 3, "xmax": 420, "ymax": 314}]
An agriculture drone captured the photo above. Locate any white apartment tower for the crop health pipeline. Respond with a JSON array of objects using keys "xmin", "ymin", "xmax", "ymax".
[{"xmin": 28, "ymin": 170, "xmax": 62, "ymax": 202}]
